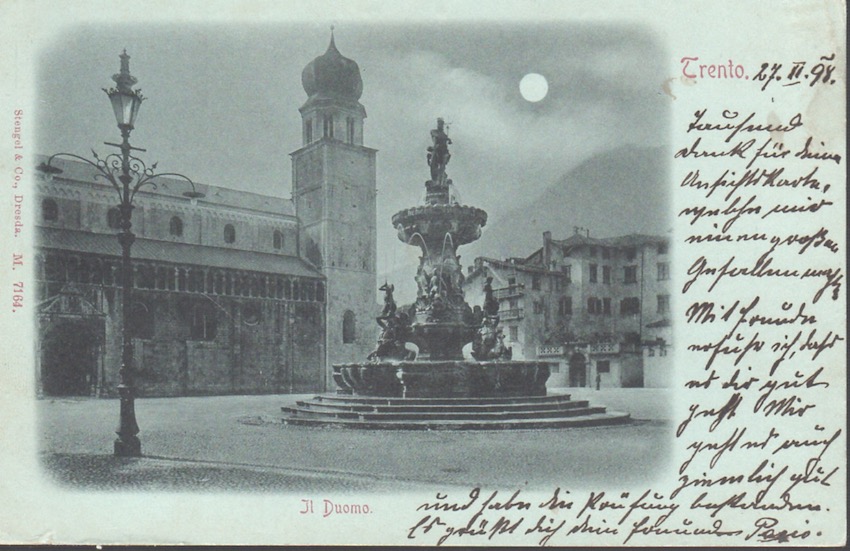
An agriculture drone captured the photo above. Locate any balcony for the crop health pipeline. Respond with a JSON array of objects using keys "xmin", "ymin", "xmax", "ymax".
[
  {"xmin": 589, "ymin": 342, "xmax": 620, "ymax": 354},
  {"xmin": 500, "ymin": 308, "xmax": 524, "ymax": 321},
  {"xmin": 537, "ymin": 345, "xmax": 565, "ymax": 358},
  {"xmin": 494, "ymin": 284, "xmax": 525, "ymax": 300}
]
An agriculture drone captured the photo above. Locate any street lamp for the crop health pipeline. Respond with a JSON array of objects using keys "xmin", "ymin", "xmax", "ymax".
[{"xmin": 38, "ymin": 50, "xmax": 204, "ymax": 457}]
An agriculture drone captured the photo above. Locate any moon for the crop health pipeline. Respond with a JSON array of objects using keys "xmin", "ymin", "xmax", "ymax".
[{"xmin": 519, "ymin": 73, "xmax": 549, "ymax": 102}]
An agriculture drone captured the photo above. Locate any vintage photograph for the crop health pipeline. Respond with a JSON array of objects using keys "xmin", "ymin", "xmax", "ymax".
[{"xmin": 34, "ymin": 22, "xmax": 673, "ymax": 493}]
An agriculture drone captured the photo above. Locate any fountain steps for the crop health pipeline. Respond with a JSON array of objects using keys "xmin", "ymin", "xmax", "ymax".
[
  {"xmin": 312, "ymin": 392, "xmax": 572, "ymax": 407},
  {"xmin": 288, "ymin": 398, "xmax": 594, "ymax": 414},
  {"xmin": 281, "ymin": 393, "xmax": 630, "ymax": 430}
]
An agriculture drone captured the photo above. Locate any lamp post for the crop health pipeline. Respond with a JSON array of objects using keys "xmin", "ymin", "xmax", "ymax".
[{"xmin": 38, "ymin": 50, "xmax": 204, "ymax": 457}]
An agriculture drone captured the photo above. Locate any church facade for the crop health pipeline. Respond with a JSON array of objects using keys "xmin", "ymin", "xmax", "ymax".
[{"xmin": 34, "ymin": 35, "xmax": 377, "ymax": 398}]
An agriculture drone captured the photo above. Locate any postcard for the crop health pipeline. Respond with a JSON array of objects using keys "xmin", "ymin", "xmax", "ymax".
[{"xmin": 0, "ymin": 0, "xmax": 845, "ymax": 545}]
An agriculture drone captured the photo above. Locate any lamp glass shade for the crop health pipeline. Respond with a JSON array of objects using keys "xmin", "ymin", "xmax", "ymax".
[{"xmin": 108, "ymin": 89, "xmax": 143, "ymax": 128}]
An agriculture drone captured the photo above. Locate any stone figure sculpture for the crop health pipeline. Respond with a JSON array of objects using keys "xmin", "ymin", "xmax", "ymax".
[
  {"xmin": 377, "ymin": 281, "xmax": 396, "ymax": 322},
  {"xmin": 483, "ymin": 276, "xmax": 499, "ymax": 317},
  {"xmin": 426, "ymin": 117, "xmax": 452, "ymax": 182},
  {"xmin": 368, "ymin": 310, "xmax": 413, "ymax": 361}
]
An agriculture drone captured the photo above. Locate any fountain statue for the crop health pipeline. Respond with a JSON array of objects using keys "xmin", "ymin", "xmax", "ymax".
[{"xmin": 332, "ymin": 119, "xmax": 551, "ymax": 398}]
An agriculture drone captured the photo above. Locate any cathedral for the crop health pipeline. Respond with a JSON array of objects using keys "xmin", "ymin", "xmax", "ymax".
[{"xmin": 34, "ymin": 35, "xmax": 377, "ymax": 397}]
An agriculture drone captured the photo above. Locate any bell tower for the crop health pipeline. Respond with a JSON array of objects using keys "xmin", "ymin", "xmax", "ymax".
[{"xmin": 291, "ymin": 31, "xmax": 377, "ymax": 383}]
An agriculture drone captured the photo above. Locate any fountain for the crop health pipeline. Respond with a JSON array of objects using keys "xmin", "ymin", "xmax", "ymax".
[{"xmin": 283, "ymin": 120, "xmax": 630, "ymax": 428}]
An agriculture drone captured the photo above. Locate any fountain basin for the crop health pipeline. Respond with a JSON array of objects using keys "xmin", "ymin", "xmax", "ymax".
[
  {"xmin": 333, "ymin": 360, "xmax": 551, "ymax": 398},
  {"xmin": 393, "ymin": 204, "xmax": 487, "ymax": 246},
  {"xmin": 408, "ymin": 321, "xmax": 476, "ymax": 361}
]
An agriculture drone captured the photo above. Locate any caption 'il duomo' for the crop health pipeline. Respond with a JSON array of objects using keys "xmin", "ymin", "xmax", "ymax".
[{"xmin": 34, "ymin": 35, "xmax": 671, "ymax": 398}]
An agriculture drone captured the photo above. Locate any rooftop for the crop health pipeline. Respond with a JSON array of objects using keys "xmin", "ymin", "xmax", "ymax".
[
  {"xmin": 38, "ymin": 155, "xmax": 296, "ymax": 218},
  {"xmin": 38, "ymin": 227, "xmax": 323, "ymax": 279}
]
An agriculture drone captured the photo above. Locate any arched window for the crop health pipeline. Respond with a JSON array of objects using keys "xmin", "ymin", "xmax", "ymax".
[
  {"xmin": 346, "ymin": 117, "xmax": 355, "ymax": 144},
  {"xmin": 273, "ymin": 230, "xmax": 284, "ymax": 250},
  {"xmin": 42, "ymin": 199, "xmax": 58, "ymax": 221},
  {"xmin": 169, "ymin": 216, "xmax": 183, "ymax": 237},
  {"xmin": 107, "ymin": 207, "xmax": 122, "ymax": 229},
  {"xmin": 323, "ymin": 114, "xmax": 334, "ymax": 138},
  {"xmin": 223, "ymin": 223, "xmax": 236, "ymax": 243},
  {"xmin": 304, "ymin": 118, "xmax": 313, "ymax": 144},
  {"xmin": 342, "ymin": 310, "xmax": 356, "ymax": 344}
]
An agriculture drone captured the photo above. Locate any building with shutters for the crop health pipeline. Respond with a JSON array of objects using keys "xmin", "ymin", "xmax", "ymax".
[{"xmin": 463, "ymin": 229, "xmax": 672, "ymax": 388}]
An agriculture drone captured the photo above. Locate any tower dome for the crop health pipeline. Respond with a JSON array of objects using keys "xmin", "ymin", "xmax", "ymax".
[{"xmin": 301, "ymin": 31, "xmax": 363, "ymax": 101}]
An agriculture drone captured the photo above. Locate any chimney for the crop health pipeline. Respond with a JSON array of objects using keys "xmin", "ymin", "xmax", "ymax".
[{"xmin": 543, "ymin": 231, "xmax": 552, "ymax": 267}]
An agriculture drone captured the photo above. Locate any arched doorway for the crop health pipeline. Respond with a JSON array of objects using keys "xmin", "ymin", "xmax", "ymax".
[
  {"xmin": 40, "ymin": 320, "xmax": 101, "ymax": 397},
  {"xmin": 568, "ymin": 352, "xmax": 587, "ymax": 388}
]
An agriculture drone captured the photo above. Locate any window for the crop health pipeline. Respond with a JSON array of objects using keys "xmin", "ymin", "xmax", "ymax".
[
  {"xmin": 624, "ymin": 265, "xmax": 638, "ymax": 284},
  {"xmin": 224, "ymin": 224, "xmax": 236, "ymax": 244},
  {"xmin": 601, "ymin": 247, "xmax": 611, "ymax": 259},
  {"xmin": 531, "ymin": 275, "xmax": 541, "ymax": 290},
  {"xmin": 189, "ymin": 303, "xmax": 217, "ymax": 341},
  {"xmin": 169, "ymin": 216, "xmax": 183, "ymax": 237},
  {"xmin": 561, "ymin": 265, "xmax": 571, "ymax": 282},
  {"xmin": 509, "ymin": 326, "xmax": 518, "ymax": 342},
  {"xmin": 42, "ymin": 199, "xmax": 58, "ymax": 221},
  {"xmin": 603, "ymin": 297, "xmax": 612, "ymax": 315},
  {"xmin": 136, "ymin": 265, "xmax": 156, "ymax": 289},
  {"xmin": 589, "ymin": 264, "xmax": 598, "ymax": 283},
  {"xmin": 305, "ymin": 118, "xmax": 313, "ymax": 143},
  {"xmin": 589, "ymin": 246, "xmax": 597, "ymax": 257},
  {"xmin": 657, "ymin": 262, "xmax": 670, "ymax": 281},
  {"xmin": 597, "ymin": 360, "xmax": 611, "ymax": 373},
  {"xmin": 273, "ymin": 230, "xmax": 284, "ymax": 250},
  {"xmin": 558, "ymin": 296, "xmax": 572, "ymax": 316},
  {"xmin": 587, "ymin": 297, "xmax": 602, "ymax": 315},
  {"xmin": 602, "ymin": 265, "xmax": 611, "ymax": 284},
  {"xmin": 342, "ymin": 310, "xmax": 356, "ymax": 343},
  {"xmin": 554, "ymin": 277, "xmax": 563, "ymax": 291},
  {"xmin": 508, "ymin": 277, "xmax": 516, "ymax": 286},
  {"xmin": 621, "ymin": 297, "xmax": 640, "ymax": 315},
  {"xmin": 323, "ymin": 114, "xmax": 334, "ymax": 138},
  {"xmin": 346, "ymin": 117, "xmax": 355, "ymax": 143},
  {"xmin": 533, "ymin": 301, "xmax": 544, "ymax": 315},
  {"xmin": 658, "ymin": 242, "xmax": 669, "ymax": 255},
  {"xmin": 625, "ymin": 247, "xmax": 637, "ymax": 260},
  {"xmin": 107, "ymin": 207, "xmax": 122, "ymax": 229},
  {"xmin": 242, "ymin": 304, "xmax": 261, "ymax": 326},
  {"xmin": 657, "ymin": 294, "xmax": 670, "ymax": 315},
  {"xmin": 129, "ymin": 301, "xmax": 154, "ymax": 339}
]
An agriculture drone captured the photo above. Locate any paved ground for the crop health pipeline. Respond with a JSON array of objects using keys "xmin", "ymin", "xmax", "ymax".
[{"xmin": 39, "ymin": 388, "xmax": 672, "ymax": 493}]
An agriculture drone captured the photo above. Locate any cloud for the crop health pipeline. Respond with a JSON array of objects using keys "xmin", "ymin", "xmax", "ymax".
[{"xmin": 366, "ymin": 49, "xmax": 641, "ymax": 203}]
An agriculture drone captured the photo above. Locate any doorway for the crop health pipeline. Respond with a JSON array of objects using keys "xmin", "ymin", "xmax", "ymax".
[
  {"xmin": 41, "ymin": 321, "xmax": 101, "ymax": 397},
  {"xmin": 568, "ymin": 352, "xmax": 587, "ymax": 388}
]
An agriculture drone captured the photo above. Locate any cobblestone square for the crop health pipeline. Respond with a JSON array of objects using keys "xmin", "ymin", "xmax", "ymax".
[{"xmin": 39, "ymin": 388, "xmax": 672, "ymax": 492}]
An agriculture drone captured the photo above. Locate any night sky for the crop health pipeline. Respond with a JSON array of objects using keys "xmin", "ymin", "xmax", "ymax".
[{"xmin": 36, "ymin": 22, "xmax": 669, "ymax": 291}]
